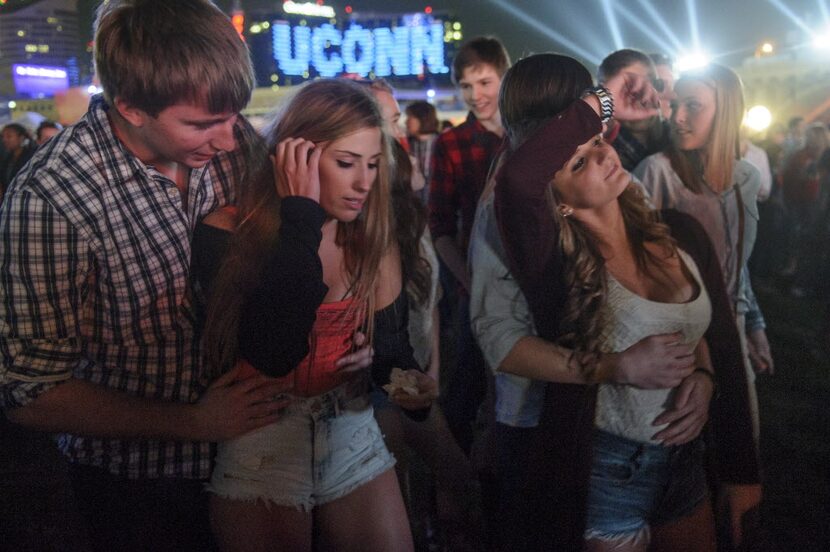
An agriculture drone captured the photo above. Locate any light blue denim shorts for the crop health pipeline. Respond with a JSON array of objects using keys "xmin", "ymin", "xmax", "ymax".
[
  {"xmin": 208, "ymin": 380, "xmax": 395, "ymax": 511},
  {"xmin": 584, "ymin": 429, "xmax": 708, "ymax": 545}
]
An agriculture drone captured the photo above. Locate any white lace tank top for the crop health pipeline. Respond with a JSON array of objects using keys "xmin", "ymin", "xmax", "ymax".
[{"xmin": 594, "ymin": 249, "xmax": 711, "ymax": 444}]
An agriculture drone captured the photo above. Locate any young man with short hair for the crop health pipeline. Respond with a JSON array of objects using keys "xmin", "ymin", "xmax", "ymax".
[
  {"xmin": 598, "ymin": 48, "xmax": 670, "ymax": 172},
  {"xmin": 0, "ymin": 1, "xmax": 296, "ymax": 549},
  {"xmin": 428, "ymin": 36, "xmax": 510, "ymax": 453}
]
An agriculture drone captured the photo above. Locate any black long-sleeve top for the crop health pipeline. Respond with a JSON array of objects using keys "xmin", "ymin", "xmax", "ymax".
[
  {"xmin": 192, "ymin": 196, "xmax": 423, "ymax": 406},
  {"xmin": 193, "ymin": 196, "xmax": 328, "ymax": 377}
]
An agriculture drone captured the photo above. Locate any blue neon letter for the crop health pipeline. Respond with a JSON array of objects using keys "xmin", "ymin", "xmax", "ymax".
[
  {"xmin": 273, "ymin": 22, "xmax": 311, "ymax": 76},
  {"xmin": 311, "ymin": 24, "xmax": 343, "ymax": 77},
  {"xmin": 342, "ymin": 24, "xmax": 375, "ymax": 76},
  {"xmin": 409, "ymin": 23, "xmax": 448, "ymax": 75}
]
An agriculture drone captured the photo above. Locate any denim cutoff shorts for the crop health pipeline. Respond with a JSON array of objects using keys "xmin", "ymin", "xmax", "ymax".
[
  {"xmin": 208, "ymin": 380, "xmax": 395, "ymax": 511},
  {"xmin": 584, "ymin": 429, "xmax": 707, "ymax": 545}
]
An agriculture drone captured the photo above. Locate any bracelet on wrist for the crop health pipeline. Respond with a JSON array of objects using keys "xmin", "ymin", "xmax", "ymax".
[{"xmin": 581, "ymin": 85, "xmax": 614, "ymax": 123}]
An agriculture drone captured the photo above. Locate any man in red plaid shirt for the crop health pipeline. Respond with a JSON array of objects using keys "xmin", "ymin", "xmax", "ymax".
[{"xmin": 428, "ymin": 37, "xmax": 510, "ymax": 454}]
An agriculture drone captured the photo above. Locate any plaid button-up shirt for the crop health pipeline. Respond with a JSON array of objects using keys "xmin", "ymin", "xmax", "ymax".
[
  {"xmin": 428, "ymin": 113, "xmax": 503, "ymax": 252},
  {"xmin": 0, "ymin": 95, "xmax": 242, "ymax": 479}
]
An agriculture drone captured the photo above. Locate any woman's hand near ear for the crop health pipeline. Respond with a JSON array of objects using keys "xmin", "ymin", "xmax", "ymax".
[{"xmin": 272, "ymin": 138, "xmax": 327, "ymax": 202}]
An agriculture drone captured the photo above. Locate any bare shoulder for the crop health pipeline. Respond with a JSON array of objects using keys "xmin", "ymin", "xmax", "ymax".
[{"xmin": 201, "ymin": 206, "xmax": 238, "ymax": 231}]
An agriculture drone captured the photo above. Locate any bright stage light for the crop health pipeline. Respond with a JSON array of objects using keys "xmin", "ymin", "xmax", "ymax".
[
  {"xmin": 685, "ymin": 0, "xmax": 700, "ymax": 51},
  {"xmin": 635, "ymin": 0, "xmax": 683, "ymax": 51},
  {"xmin": 488, "ymin": 0, "xmax": 602, "ymax": 66},
  {"xmin": 765, "ymin": 0, "xmax": 814, "ymax": 36},
  {"xmin": 601, "ymin": 0, "xmax": 623, "ymax": 50},
  {"xmin": 675, "ymin": 52, "xmax": 710, "ymax": 73},
  {"xmin": 813, "ymin": 28, "xmax": 830, "ymax": 49},
  {"xmin": 744, "ymin": 105, "xmax": 772, "ymax": 132}
]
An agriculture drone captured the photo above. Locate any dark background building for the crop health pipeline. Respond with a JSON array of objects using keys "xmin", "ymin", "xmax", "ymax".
[{"xmin": 0, "ymin": 0, "xmax": 84, "ymax": 99}]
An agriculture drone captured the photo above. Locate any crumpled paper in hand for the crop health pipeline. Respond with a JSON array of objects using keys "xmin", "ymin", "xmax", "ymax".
[{"xmin": 382, "ymin": 367, "xmax": 419, "ymax": 396}]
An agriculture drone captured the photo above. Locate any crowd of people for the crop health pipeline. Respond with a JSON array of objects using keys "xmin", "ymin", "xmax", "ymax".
[{"xmin": 1, "ymin": 0, "xmax": 823, "ymax": 550}]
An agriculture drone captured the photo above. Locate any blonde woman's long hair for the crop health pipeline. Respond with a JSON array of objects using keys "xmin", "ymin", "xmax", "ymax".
[
  {"xmin": 203, "ymin": 79, "xmax": 392, "ymax": 377},
  {"xmin": 666, "ymin": 63, "xmax": 745, "ymax": 194}
]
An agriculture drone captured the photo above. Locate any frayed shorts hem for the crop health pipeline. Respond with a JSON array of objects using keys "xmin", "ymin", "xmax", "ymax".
[
  {"xmin": 584, "ymin": 525, "xmax": 651, "ymax": 548},
  {"xmin": 207, "ymin": 385, "xmax": 396, "ymax": 511},
  {"xmin": 206, "ymin": 455, "xmax": 395, "ymax": 513},
  {"xmin": 205, "ymin": 483, "xmax": 315, "ymax": 513}
]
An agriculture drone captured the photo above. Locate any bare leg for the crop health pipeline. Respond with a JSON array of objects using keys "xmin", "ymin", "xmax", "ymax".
[
  {"xmin": 650, "ymin": 500, "xmax": 717, "ymax": 552},
  {"xmin": 316, "ymin": 468, "xmax": 413, "ymax": 552},
  {"xmin": 401, "ymin": 406, "xmax": 476, "ymax": 488},
  {"xmin": 400, "ymin": 406, "xmax": 483, "ymax": 548},
  {"xmin": 373, "ymin": 403, "xmax": 411, "ymax": 504},
  {"xmin": 210, "ymin": 495, "xmax": 313, "ymax": 552}
]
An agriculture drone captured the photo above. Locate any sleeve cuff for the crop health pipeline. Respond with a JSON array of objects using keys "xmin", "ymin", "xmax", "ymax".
[
  {"xmin": 0, "ymin": 377, "xmax": 65, "ymax": 410},
  {"xmin": 280, "ymin": 196, "xmax": 327, "ymax": 228}
]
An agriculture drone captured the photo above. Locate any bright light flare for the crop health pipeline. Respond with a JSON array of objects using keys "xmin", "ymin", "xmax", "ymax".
[
  {"xmin": 744, "ymin": 105, "xmax": 772, "ymax": 132},
  {"xmin": 760, "ymin": 42, "xmax": 774, "ymax": 54},
  {"xmin": 613, "ymin": 4, "xmax": 676, "ymax": 56},
  {"xmin": 487, "ymin": 0, "xmax": 601, "ymax": 66},
  {"xmin": 813, "ymin": 28, "xmax": 830, "ymax": 49},
  {"xmin": 685, "ymin": 0, "xmax": 701, "ymax": 50},
  {"xmin": 765, "ymin": 0, "xmax": 815, "ymax": 36},
  {"xmin": 600, "ymin": 0, "xmax": 623, "ymax": 50},
  {"xmin": 675, "ymin": 52, "xmax": 710, "ymax": 73},
  {"xmin": 635, "ymin": 0, "xmax": 683, "ymax": 51}
]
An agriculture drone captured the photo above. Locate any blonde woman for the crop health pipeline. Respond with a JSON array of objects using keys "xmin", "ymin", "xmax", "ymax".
[
  {"xmin": 195, "ymin": 79, "xmax": 434, "ymax": 552},
  {"xmin": 635, "ymin": 62, "xmax": 767, "ymax": 547}
]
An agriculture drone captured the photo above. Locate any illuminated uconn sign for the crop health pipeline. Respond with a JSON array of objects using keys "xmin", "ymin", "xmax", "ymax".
[{"xmin": 271, "ymin": 20, "xmax": 449, "ymax": 78}]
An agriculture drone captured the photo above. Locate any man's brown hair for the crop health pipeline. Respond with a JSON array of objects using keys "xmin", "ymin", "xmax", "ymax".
[
  {"xmin": 451, "ymin": 36, "xmax": 511, "ymax": 84},
  {"xmin": 94, "ymin": 0, "xmax": 255, "ymax": 116}
]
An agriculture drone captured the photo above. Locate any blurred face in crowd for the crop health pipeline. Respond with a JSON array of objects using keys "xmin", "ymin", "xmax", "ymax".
[
  {"xmin": 654, "ymin": 63, "xmax": 676, "ymax": 119},
  {"xmin": 37, "ymin": 126, "xmax": 60, "ymax": 145},
  {"xmin": 405, "ymin": 115, "xmax": 420, "ymax": 137},
  {"xmin": 619, "ymin": 61, "xmax": 658, "ymax": 132},
  {"xmin": 2, "ymin": 128, "xmax": 25, "ymax": 152},
  {"xmin": 458, "ymin": 63, "xmax": 502, "ymax": 127},
  {"xmin": 373, "ymin": 90, "xmax": 405, "ymax": 143},
  {"xmin": 670, "ymin": 79, "xmax": 716, "ymax": 151}
]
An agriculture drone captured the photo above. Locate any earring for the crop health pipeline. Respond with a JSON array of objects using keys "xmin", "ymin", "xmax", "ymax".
[{"xmin": 558, "ymin": 204, "xmax": 574, "ymax": 217}]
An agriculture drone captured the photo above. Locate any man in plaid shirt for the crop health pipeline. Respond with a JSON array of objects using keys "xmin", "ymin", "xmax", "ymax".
[
  {"xmin": 428, "ymin": 37, "xmax": 510, "ymax": 454},
  {"xmin": 0, "ymin": 1, "xmax": 301, "ymax": 549}
]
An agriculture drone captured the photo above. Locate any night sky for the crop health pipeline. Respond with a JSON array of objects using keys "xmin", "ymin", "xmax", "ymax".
[
  {"xmin": 68, "ymin": 0, "xmax": 830, "ymax": 71},
  {"xmin": 228, "ymin": 0, "xmax": 828, "ymax": 71},
  {"xmin": 321, "ymin": 0, "xmax": 828, "ymax": 69}
]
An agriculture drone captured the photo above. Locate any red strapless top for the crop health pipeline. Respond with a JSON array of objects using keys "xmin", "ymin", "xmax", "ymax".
[{"xmin": 238, "ymin": 297, "xmax": 362, "ymax": 396}]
